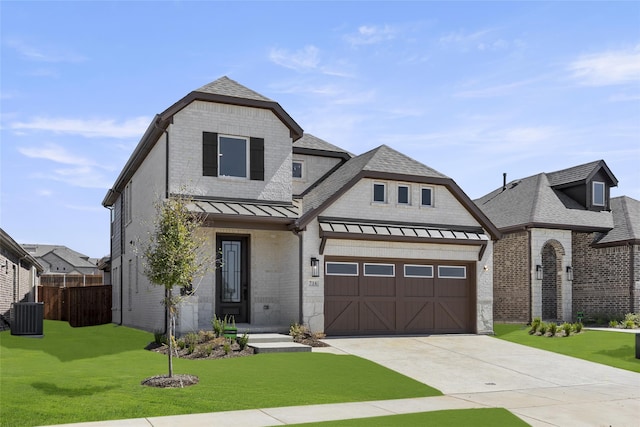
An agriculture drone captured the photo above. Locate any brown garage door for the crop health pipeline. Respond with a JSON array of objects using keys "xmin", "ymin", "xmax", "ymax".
[{"xmin": 324, "ymin": 258, "xmax": 475, "ymax": 336}]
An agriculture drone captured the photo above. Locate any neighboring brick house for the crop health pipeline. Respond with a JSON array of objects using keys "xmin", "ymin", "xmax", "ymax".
[
  {"xmin": 0, "ymin": 228, "xmax": 43, "ymax": 327},
  {"xmin": 103, "ymin": 76, "xmax": 500, "ymax": 336},
  {"xmin": 475, "ymin": 161, "xmax": 639, "ymax": 322}
]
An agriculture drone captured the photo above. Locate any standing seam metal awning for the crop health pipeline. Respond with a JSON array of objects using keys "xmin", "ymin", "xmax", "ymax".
[
  {"xmin": 187, "ymin": 199, "xmax": 300, "ymax": 222},
  {"xmin": 318, "ymin": 219, "xmax": 489, "ymax": 260}
]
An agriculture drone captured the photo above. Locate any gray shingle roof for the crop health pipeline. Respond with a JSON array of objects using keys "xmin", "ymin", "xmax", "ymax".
[
  {"xmin": 301, "ymin": 144, "xmax": 448, "ymax": 216},
  {"xmin": 597, "ymin": 196, "xmax": 640, "ymax": 244},
  {"xmin": 547, "ymin": 159, "xmax": 617, "ymax": 187},
  {"xmin": 196, "ymin": 76, "xmax": 273, "ymax": 102},
  {"xmin": 21, "ymin": 244, "xmax": 98, "ymax": 268},
  {"xmin": 475, "ymin": 173, "xmax": 613, "ymax": 230},
  {"xmin": 294, "ymin": 133, "xmax": 353, "ymax": 157}
]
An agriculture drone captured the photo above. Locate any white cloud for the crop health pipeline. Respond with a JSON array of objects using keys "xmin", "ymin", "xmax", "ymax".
[
  {"xmin": 5, "ymin": 39, "xmax": 87, "ymax": 63},
  {"xmin": 568, "ymin": 45, "xmax": 640, "ymax": 86},
  {"xmin": 345, "ymin": 24, "xmax": 398, "ymax": 46},
  {"xmin": 10, "ymin": 116, "xmax": 150, "ymax": 138},
  {"xmin": 33, "ymin": 165, "xmax": 112, "ymax": 189},
  {"xmin": 269, "ymin": 45, "xmax": 320, "ymax": 72},
  {"xmin": 18, "ymin": 142, "xmax": 95, "ymax": 165},
  {"xmin": 438, "ymin": 28, "xmax": 523, "ymax": 52},
  {"xmin": 454, "ymin": 76, "xmax": 544, "ymax": 98}
]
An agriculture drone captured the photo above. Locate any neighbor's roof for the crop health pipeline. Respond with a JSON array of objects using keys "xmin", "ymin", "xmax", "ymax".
[
  {"xmin": 595, "ymin": 196, "xmax": 640, "ymax": 246},
  {"xmin": 0, "ymin": 229, "xmax": 43, "ymax": 272},
  {"xmin": 475, "ymin": 162, "xmax": 615, "ymax": 232},
  {"xmin": 21, "ymin": 244, "xmax": 98, "ymax": 270},
  {"xmin": 547, "ymin": 159, "xmax": 618, "ymax": 188},
  {"xmin": 103, "ymin": 76, "xmax": 303, "ymax": 207}
]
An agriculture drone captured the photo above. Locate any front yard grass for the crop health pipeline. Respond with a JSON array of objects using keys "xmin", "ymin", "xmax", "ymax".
[
  {"xmin": 0, "ymin": 321, "xmax": 440, "ymax": 426},
  {"xmin": 494, "ymin": 323, "xmax": 640, "ymax": 373},
  {"xmin": 293, "ymin": 408, "xmax": 529, "ymax": 426}
]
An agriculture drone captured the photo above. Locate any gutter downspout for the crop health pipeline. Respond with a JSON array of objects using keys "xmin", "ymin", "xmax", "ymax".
[
  {"xmin": 120, "ymin": 193, "xmax": 125, "ymax": 326},
  {"xmin": 528, "ymin": 228, "xmax": 533, "ymax": 323},
  {"xmin": 155, "ymin": 121, "xmax": 170, "ymax": 333},
  {"xmin": 630, "ymin": 242, "xmax": 635, "ymax": 313}
]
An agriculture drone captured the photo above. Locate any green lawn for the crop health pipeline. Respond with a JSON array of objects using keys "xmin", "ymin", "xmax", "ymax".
[
  {"xmin": 293, "ymin": 408, "xmax": 529, "ymax": 427},
  {"xmin": 494, "ymin": 323, "xmax": 640, "ymax": 373},
  {"xmin": 0, "ymin": 321, "xmax": 440, "ymax": 426}
]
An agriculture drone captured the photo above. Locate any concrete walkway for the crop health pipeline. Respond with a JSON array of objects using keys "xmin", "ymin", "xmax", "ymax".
[{"xmin": 43, "ymin": 335, "xmax": 640, "ymax": 427}]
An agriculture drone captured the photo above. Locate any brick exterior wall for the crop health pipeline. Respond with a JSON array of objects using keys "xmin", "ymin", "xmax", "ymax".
[
  {"xmin": 493, "ymin": 231, "xmax": 530, "ymax": 322},
  {"xmin": 572, "ymin": 232, "xmax": 634, "ymax": 318},
  {"xmin": 0, "ymin": 248, "xmax": 39, "ymax": 323}
]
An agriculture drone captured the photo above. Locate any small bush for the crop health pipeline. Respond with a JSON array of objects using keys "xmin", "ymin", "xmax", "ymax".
[
  {"xmin": 561, "ymin": 322, "xmax": 572, "ymax": 337},
  {"xmin": 198, "ymin": 330, "xmax": 216, "ymax": 342},
  {"xmin": 177, "ymin": 339, "xmax": 186, "ymax": 350},
  {"xmin": 529, "ymin": 317, "xmax": 541, "ymax": 335},
  {"xmin": 237, "ymin": 332, "xmax": 249, "ymax": 350},
  {"xmin": 539, "ymin": 322, "xmax": 548, "ymax": 335},
  {"xmin": 202, "ymin": 344, "xmax": 213, "ymax": 356},
  {"xmin": 609, "ymin": 320, "xmax": 619, "ymax": 328},
  {"xmin": 548, "ymin": 322, "xmax": 557, "ymax": 336},
  {"xmin": 154, "ymin": 330, "xmax": 167, "ymax": 345},
  {"xmin": 623, "ymin": 313, "xmax": 639, "ymax": 328},
  {"xmin": 212, "ymin": 315, "xmax": 226, "ymax": 338},
  {"xmin": 289, "ymin": 322, "xmax": 308, "ymax": 340},
  {"xmin": 223, "ymin": 340, "xmax": 231, "ymax": 354},
  {"xmin": 574, "ymin": 322, "xmax": 583, "ymax": 333}
]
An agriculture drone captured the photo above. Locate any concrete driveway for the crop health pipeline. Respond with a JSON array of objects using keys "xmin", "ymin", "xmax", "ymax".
[{"xmin": 322, "ymin": 334, "xmax": 640, "ymax": 427}]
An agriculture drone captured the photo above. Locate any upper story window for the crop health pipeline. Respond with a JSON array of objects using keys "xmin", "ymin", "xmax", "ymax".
[
  {"xmin": 292, "ymin": 161, "xmax": 303, "ymax": 179},
  {"xmin": 397, "ymin": 185, "xmax": 410, "ymax": 205},
  {"xmin": 219, "ymin": 136, "xmax": 248, "ymax": 178},
  {"xmin": 421, "ymin": 186, "xmax": 433, "ymax": 207},
  {"xmin": 203, "ymin": 132, "xmax": 264, "ymax": 181},
  {"xmin": 373, "ymin": 182, "xmax": 387, "ymax": 203},
  {"xmin": 592, "ymin": 181, "xmax": 605, "ymax": 206}
]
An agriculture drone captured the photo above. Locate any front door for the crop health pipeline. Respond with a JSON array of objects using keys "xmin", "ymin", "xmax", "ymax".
[{"xmin": 216, "ymin": 236, "xmax": 249, "ymax": 323}]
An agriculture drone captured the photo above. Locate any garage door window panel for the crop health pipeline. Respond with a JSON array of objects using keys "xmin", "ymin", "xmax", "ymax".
[
  {"xmin": 438, "ymin": 266, "xmax": 467, "ymax": 279},
  {"xmin": 363, "ymin": 263, "xmax": 395, "ymax": 277},
  {"xmin": 404, "ymin": 265, "xmax": 434, "ymax": 278},
  {"xmin": 326, "ymin": 262, "xmax": 358, "ymax": 276}
]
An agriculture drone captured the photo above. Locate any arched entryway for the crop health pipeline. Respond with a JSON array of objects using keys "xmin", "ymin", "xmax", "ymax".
[{"xmin": 541, "ymin": 240, "xmax": 564, "ymax": 322}]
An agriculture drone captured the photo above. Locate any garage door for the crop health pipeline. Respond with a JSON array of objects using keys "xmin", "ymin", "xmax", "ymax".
[{"xmin": 324, "ymin": 259, "xmax": 475, "ymax": 335}]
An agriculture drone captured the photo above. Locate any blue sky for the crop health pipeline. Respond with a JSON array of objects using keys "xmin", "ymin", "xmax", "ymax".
[{"xmin": 1, "ymin": 1, "xmax": 639, "ymax": 258}]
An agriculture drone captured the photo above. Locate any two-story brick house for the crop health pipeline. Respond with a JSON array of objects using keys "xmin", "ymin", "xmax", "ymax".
[
  {"xmin": 475, "ymin": 161, "xmax": 640, "ymax": 323},
  {"xmin": 103, "ymin": 76, "xmax": 500, "ymax": 336}
]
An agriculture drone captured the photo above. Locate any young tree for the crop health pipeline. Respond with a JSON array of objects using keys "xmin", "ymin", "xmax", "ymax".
[{"xmin": 143, "ymin": 195, "xmax": 210, "ymax": 378}]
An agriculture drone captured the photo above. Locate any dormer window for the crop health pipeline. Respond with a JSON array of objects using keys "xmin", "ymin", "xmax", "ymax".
[{"xmin": 592, "ymin": 181, "xmax": 605, "ymax": 206}]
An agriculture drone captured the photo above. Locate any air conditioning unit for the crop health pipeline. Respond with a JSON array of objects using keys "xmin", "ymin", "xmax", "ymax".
[{"xmin": 10, "ymin": 302, "xmax": 44, "ymax": 336}]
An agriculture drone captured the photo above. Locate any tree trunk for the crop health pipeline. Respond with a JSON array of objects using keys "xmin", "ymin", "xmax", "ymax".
[{"xmin": 166, "ymin": 289, "xmax": 173, "ymax": 378}]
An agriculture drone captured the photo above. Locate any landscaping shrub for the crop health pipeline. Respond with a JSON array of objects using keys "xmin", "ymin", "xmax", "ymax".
[
  {"xmin": 548, "ymin": 322, "xmax": 557, "ymax": 336},
  {"xmin": 609, "ymin": 320, "xmax": 619, "ymax": 328},
  {"xmin": 529, "ymin": 317, "xmax": 541, "ymax": 335},
  {"xmin": 574, "ymin": 322, "xmax": 583, "ymax": 333},
  {"xmin": 561, "ymin": 322, "xmax": 572, "ymax": 337},
  {"xmin": 238, "ymin": 332, "xmax": 249, "ymax": 350},
  {"xmin": 539, "ymin": 322, "xmax": 548, "ymax": 335}
]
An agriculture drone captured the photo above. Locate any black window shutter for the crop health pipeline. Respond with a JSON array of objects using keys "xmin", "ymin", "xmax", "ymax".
[
  {"xmin": 203, "ymin": 132, "xmax": 218, "ymax": 176},
  {"xmin": 250, "ymin": 137, "xmax": 264, "ymax": 181}
]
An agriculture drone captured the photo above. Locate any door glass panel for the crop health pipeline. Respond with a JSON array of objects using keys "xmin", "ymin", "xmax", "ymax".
[{"xmin": 221, "ymin": 240, "xmax": 241, "ymax": 302}]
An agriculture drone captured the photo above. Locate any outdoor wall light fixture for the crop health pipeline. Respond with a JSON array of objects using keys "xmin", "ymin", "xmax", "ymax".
[
  {"xmin": 311, "ymin": 257, "xmax": 320, "ymax": 277},
  {"xmin": 566, "ymin": 266, "xmax": 573, "ymax": 281},
  {"xmin": 535, "ymin": 264, "xmax": 543, "ymax": 280}
]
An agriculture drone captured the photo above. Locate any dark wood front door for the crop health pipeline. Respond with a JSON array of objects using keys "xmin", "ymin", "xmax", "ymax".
[{"xmin": 216, "ymin": 236, "xmax": 249, "ymax": 323}]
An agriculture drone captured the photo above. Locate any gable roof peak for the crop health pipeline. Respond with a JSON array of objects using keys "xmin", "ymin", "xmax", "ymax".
[
  {"xmin": 360, "ymin": 144, "xmax": 449, "ymax": 178},
  {"xmin": 195, "ymin": 76, "xmax": 274, "ymax": 102}
]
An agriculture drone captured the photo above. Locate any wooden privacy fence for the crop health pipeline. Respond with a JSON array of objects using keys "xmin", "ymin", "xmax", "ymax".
[
  {"xmin": 41, "ymin": 274, "xmax": 103, "ymax": 288},
  {"xmin": 38, "ymin": 285, "xmax": 112, "ymax": 327}
]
